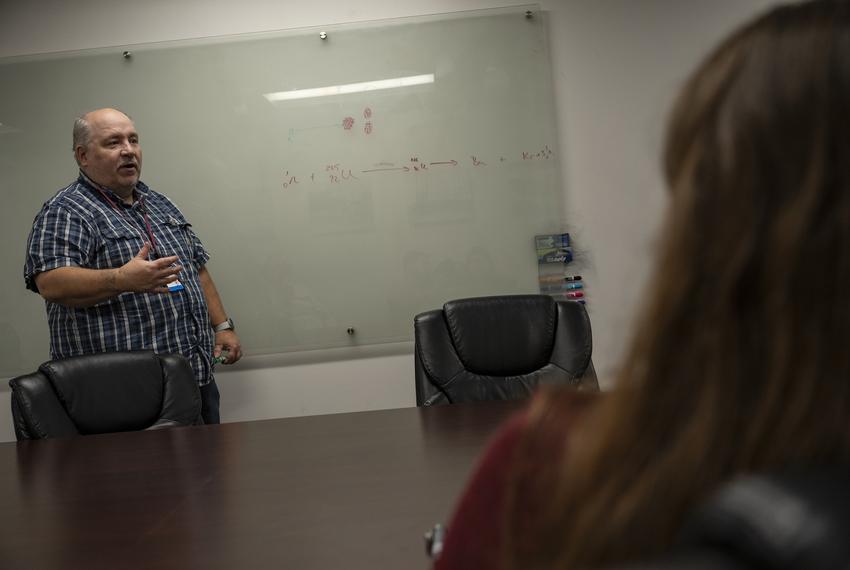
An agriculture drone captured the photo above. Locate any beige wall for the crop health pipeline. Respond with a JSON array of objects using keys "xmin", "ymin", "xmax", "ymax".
[{"xmin": 0, "ymin": 0, "xmax": 779, "ymax": 442}]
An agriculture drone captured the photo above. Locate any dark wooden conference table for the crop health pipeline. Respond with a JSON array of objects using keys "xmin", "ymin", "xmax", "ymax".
[{"xmin": 0, "ymin": 399, "xmax": 523, "ymax": 569}]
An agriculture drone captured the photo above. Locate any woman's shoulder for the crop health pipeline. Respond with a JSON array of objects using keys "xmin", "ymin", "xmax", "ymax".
[
  {"xmin": 481, "ymin": 387, "xmax": 601, "ymax": 480},
  {"xmin": 471, "ymin": 388, "xmax": 599, "ymax": 476},
  {"xmin": 434, "ymin": 389, "xmax": 600, "ymax": 570}
]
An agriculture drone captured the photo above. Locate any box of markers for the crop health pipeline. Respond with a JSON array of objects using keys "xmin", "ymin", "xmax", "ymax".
[{"xmin": 535, "ymin": 233, "xmax": 572, "ymax": 264}]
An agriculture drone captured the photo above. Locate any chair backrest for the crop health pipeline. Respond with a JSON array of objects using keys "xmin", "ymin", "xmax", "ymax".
[
  {"xmin": 9, "ymin": 351, "xmax": 202, "ymax": 440},
  {"xmin": 413, "ymin": 294, "xmax": 598, "ymax": 406}
]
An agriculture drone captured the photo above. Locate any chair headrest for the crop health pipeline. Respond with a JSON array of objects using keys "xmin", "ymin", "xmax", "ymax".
[
  {"xmin": 39, "ymin": 351, "xmax": 165, "ymax": 434},
  {"xmin": 443, "ymin": 295, "xmax": 557, "ymax": 376}
]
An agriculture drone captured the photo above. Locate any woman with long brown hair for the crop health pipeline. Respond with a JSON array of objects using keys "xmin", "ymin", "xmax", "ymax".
[{"xmin": 435, "ymin": 1, "xmax": 850, "ymax": 568}]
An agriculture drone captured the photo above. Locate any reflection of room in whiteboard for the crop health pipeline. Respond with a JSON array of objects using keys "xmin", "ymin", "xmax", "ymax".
[
  {"xmin": 0, "ymin": 122, "xmax": 22, "ymax": 135},
  {"xmin": 264, "ymin": 74, "xmax": 435, "ymax": 102}
]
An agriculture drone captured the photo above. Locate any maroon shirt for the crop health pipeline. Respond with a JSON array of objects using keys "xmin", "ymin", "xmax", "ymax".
[{"xmin": 435, "ymin": 391, "xmax": 596, "ymax": 569}]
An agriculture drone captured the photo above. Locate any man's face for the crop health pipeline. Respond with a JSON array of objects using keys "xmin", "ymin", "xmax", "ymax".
[{"xmin": 76, "ymin": 109, "xmax": 142, "ymax": 195}]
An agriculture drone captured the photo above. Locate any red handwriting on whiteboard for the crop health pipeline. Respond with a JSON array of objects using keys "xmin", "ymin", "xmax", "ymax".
[
  {"xmin": 361, "ymin": 161, "xmax": 402, "ymax": 173},
  {"xmin": 342, "ymin": 117, "xmax": 355, "ymax": 130},
  {"xmin": 364, "ymin": 121, "xmax": 373, "ymax": 135},
  {"xmin": 278, "ymin": 145, "xmax": 552, "ymax": 186},
  {"xmin": 363, "ymin": 107, "xmax": 372, "ymax": 118},
  {"xmin": 325, "ymin": 163, "xmax": 359, "ymax": 184},
  {"xmin": 409, "ymin": 157, "xmax": 428, "ymax": 172},
  {"xmin": 361, "ymin": 158, "xmax": 457, "ymax": 174},
  {"xmin": 362, "ymin": 166, "xmax": 409, "ymax": 173},
  {"xmin": 521, "ymin": 144, "xmax": 554, "ymax": 160},
  {"xmin": 282, "ymin": 171, "xmax": 299, "ymax": 189}
]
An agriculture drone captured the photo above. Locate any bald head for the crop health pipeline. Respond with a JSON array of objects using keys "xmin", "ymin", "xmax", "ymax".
[
  {"xmin": 73, "ymin": 108, "xmax": 142, "ymax": 197},
  {"xmin": 73, "ymin": 108, "xmax": 133, "ymax": 162}
]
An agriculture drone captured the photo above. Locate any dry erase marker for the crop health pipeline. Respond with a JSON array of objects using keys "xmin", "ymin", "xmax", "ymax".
[
  {"xmin": 543, "ymin": 282, "xmax": 583, "ymax": 292},
  {"xmin": 566, "ymin": 291, "xmax": 584, "ymax": 299},
  {"xmin": 564, "ymin": 275, "xmax": 583, "ymax": 282},
  {"xmin": 213, "ymin": 351, "xmax": 230, "ymax": 365}
]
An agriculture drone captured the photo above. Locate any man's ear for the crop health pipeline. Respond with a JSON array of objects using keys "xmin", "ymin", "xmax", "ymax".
[{"xmin": 74, "ymin": 144, "xmax": 88, "ymax": 166}]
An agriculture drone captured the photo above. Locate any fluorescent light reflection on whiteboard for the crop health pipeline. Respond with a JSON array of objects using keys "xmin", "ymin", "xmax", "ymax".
[{"xmin": 263, "ymin": 74, "xmax": 435, "ymax": 102}]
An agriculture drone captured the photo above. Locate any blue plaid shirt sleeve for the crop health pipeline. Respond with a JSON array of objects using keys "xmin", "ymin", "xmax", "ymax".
[
  {"xmin": 190, "ymin": 226, "xmax": 209, "ymax": 267},
  {"xmin": 24, "ymin": 200, "xmax": 94, "ymax": 293}
]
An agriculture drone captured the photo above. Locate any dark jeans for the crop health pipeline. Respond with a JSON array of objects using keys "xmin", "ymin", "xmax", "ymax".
[{"xmin": 200, "ymin": 378, "xmax": 221, "ymax": 424}]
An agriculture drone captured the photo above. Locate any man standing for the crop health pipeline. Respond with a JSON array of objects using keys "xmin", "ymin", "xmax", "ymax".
[{"xmin": 24, "ymin": 108, "xmax": 241, "ymax": 424}]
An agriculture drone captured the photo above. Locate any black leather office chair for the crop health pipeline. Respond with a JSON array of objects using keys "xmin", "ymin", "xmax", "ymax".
[
  {"xmin": 9, "ymin": 351, "xmax": 203, "ymax": 440},
  {"xmin": 413, "ymin": 294, "xmax": 598, "ymax": 406}
]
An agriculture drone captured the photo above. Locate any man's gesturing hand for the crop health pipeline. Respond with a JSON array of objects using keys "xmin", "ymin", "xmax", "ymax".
[{"xmin": 115, "ymin": 243, "xmax": 183, "ymax": 293}]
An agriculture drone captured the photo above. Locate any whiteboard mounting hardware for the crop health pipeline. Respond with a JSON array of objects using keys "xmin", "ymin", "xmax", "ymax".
[
  {"xmin": 319, "ymin": 32, "xmax": 328, "ymax": 40},
  {"xmin": 347, "ymin": 327, "xmax": 356, "ymax": 335},
  {"xmin": 525, "ymin": 10, "xmax": 533, "ymax": 19},
  {"xmin": 122, "ymin": 51, "xmax": 132, "ymax": 59}
]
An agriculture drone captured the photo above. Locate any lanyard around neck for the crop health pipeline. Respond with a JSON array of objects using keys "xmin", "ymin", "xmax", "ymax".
[{"xmin": 93, "ymin": 185, "xmax": 158, "ymax": 255}]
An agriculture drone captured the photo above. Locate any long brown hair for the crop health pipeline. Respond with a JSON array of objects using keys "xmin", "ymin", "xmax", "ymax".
[{"xmin": 506, "ymin": 2, "xmax": 850, "ymax": 567}]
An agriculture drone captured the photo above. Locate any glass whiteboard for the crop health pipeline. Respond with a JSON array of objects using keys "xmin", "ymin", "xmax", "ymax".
[{"xmin": 0, "ymin": 4, "xmax": 564, "ymax": 376}]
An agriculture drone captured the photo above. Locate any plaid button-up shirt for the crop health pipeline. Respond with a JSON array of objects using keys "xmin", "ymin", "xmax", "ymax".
[{"xmin": 24, "ymin": 172, "xmax": 215, "ymax": 386}]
